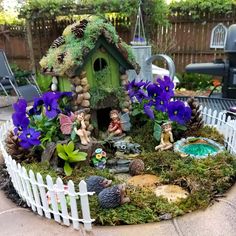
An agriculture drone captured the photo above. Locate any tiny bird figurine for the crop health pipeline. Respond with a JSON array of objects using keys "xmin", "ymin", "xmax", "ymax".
[{"xmin": 155, "ymin": 122, "xmax": 174, "ymax": 151}]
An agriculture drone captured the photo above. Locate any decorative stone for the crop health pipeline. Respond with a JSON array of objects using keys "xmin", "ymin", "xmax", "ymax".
[
  {"xmin": 81, "ymin": 77, "xmax": 88, "ymax": 86},
  {"xmin": 82, "ymin": 84, "xmax": 90, "ymax": 92},
  {"xmin": 77, "ymin": 94, "xmax": 84, "ymax": 104},
  {"xmin": 72, "ymin": 105, "xmax": 79, "ymax": 112},
  {"xmin": 84, "ymin": 114, "xmax": 91, "ymax": 121},
  {"xmin": 125, "ymin": 95, "xmax": 130, "ymax": 101},
  {"xmin": 127, "ymin": 174, "xmax": 160, "ymax": 188},
  {"xmin": 76, "ymin": 85, "xmax": 83, "ymax": 93},
  {"xmin": 80, "ymin": 71, "xmax": 87, "ymax": 78},
  {"xmin": 71, "ymin": 84, "xmax": 76, "ymax": 91},
  {"xmin": 81, "ymin": 100, "xmax": 90, "ymax": 107},
  {"xmin": 52, "ymin": 76, "xmax": 58, "ymax": 84},
  {"xmin": 83, "ymin": 92, "xmax": 91, "ymax": 100},
  {"xmin": 154, "ymin": 185, "xmax": 189, "ymax": 203},
  {"xmin": 121, "ymin": 80, "xmax": 128, "ymax": 86},
  {"xmin": 120, "ymin": 74, "xmax": 128, "ymax": 80},
  {"xmin": 51, "ymin": 83, "xmax": 57, "ymax": 91},
  {"xmin": 74, "ymin": 78, "xmax": 81, "ymax": 86}
]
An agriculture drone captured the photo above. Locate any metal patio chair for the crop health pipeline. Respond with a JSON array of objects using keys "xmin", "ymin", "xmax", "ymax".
[{"xmin": 0, "ymin": 49, "xmax": 41, "ymax": 103}]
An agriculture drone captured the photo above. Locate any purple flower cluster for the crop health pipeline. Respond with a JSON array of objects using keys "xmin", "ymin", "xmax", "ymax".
[
  {"xmin": 29, "ymin": 91, "xmax": 72, "ymax": 119},
  {"xmin": 12, "ymin": 99, "xmax": 40, "ymax": 149},
  {"xmin": 12, "ymin": 92, "xmax": 72, "ymax": 149},
  {"xmin": 126, "ymin": 76, "xmax": 191, "ymax": 125}
]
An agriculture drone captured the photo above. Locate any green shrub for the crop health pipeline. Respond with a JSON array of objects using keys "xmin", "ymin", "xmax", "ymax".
[{"xmin": 176, "ymin": 72, "xmax": 213, "ymax": 91}]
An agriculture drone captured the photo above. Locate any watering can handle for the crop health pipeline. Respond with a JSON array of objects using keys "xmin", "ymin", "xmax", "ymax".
[{"xmin": 145, "ymin": 54, "xmax": 176, "ymax": 81}]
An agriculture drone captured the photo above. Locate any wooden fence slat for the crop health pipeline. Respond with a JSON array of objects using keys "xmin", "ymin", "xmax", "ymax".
[
  {"xmin": 46, "ymin": 175, "xmax": 61, "ymax": 223},
  {"xmin": 36, "ymin": 173, "xmax": 51, "ymax": 219},
  {"xmin": 29, "ymin": 170, "xmax": 43, "ymax": 216},
  {"xmin": 56, "ymin": 177, "xmax": 70, "ymax": 226},
  {"xmin": 22, "ymin": 167, "xmax": 36, "ymax": 211},
  {"xmin": 79, "ymin": 180, "xmax": 92, "ymax": 231},
  {"xmin": 68, "ymin": 180, "xmax": 80, "ymax": 230}
]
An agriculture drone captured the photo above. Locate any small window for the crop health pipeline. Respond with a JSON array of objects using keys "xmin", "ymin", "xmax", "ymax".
[
  {"xmin": 210, "ymin": 23, "xmax": 227, "ymax": 49},
  {"xmin": 93, "ymin": 58, "xmax": 107, "ymax": 71}
]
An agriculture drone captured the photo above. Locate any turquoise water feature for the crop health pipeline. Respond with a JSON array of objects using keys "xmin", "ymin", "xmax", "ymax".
[{"xmin": 174, "ymin": 137, "xmax": 225, "ymax": 159}]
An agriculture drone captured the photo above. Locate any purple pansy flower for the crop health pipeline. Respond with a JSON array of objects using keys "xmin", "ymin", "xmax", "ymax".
[
  {"xmin": 183, "ymin": 106, "xmax": 192, "ymax": 123},
  {"xmin": 147, "ymin": 83, "xmax": 163, "ymax": 98},
  {"xmin": 126, "ymin": 79, "xmax": 149, "ymax": 102},
  {"xmin": 13, "ymin": 99, "xmax": 27, "ymax": 114},
  {"xmin": 144, "ymin": 104, "xmax": 154, "ymax": 120},
  {"xmin": 167, "ymin": 100, "xmax": 186, "ymax": 124},
  {"xmin": 155, "ymin": 93, "xmax": 169, "ymax": 112},
  {"xmin": 42, "ymin": 92, "xmax": 61, "ymax": 119},
  {"xmin": 157, "ymin": 76, "xmax": 174, "ymax": 98},
  {"xmin": 19, "ymin": 128, "xmax": 41, "ymax": 149},
  {"xmin": 29, "ymin": 97, "xmax": 44, "ymax": 115},
  {"xmin": 12, "ymin": 113, "xmax": 30, "ymax": 134}
]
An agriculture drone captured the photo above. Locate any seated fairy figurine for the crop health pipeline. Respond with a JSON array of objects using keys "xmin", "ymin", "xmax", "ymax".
[
  {"xmin": 74, "ymin": 111, "xmax": 90, "ymax": 146},
  {"xmin": 107, "ymin": 109, "xmax": 123, "ymax": 136},
  {"xmin": 155, "ymin": 122, "xmax": 174, "ymax": 151}
]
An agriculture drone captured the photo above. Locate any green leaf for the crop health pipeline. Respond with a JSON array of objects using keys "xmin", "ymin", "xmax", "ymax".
[
  {"xmin": 132, "ymin": 108, "xmax": 142, "ymax": 116},
  {"xmin": 69, "ymin": 152, "xmax": 87, "ymax": 163},
  {"xmin": 153, "ymin": 123, "xmax": 162, "ymax": 141},
  {"xmin": 58, "ymin": 152, "xmax": 68, "ymax": 161},
  {"xmin": 67, "ymin": 141, "xmax": 75, "ymax": 153},
  {"xmin": 56, "ymin": 143, "xmax": 64, "ymax": 153},
  {"xmin": 64, "ymin": 162, "xmax": 72, "ymax": 176}
]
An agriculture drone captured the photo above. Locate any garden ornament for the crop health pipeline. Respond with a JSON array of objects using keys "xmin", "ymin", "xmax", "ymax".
[
  {"xmin": 155, "ymin": 122, "xmax": 174, "ymax": 151},
  {"xmin": 98, "ymin": 183, "xmax": 130, "ymax": 208},
  {"xmin": 59, "ymin": 110, "xmax": 90, "ymax": 145},
  {"xmin": 85, "ymin": 175, "xmax": 112, "ymax": 194},
  {"xmin": 91, "ymin": 148, "xmax": 107, "ymax": 169},
  {"xmin": 113, "ymin": 140, "xmax": 141, "ymax": 154},
  {"xmin": 107, "ymin": 109, "xmax": 123, "ymax": 136},
  {"xmin": 74, "ymin": 111, "xmax": 90, "ymax": 145},
  {"xmin": 107, "ymin": 110, "xmax": 131, "ymax": 136}
]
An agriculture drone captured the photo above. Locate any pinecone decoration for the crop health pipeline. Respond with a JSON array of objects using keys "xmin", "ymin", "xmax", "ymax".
[
  {"xmin": 186, "ymin": 97, "xmax": 204, "ymax": 130},
  {"xmin": 51, "ymin": 36, "xmax": 65, "ymax": 49},
  {"xmin": 57, "ymin": 52, "xmax": 66, "ymax": 64},
  {"xmin": 71, "ymin": 19, "xmax": 88, "ymax": 39},
  {"xmin": 5, "ymin": 131, "xmax": 33, "ymax": 163}
]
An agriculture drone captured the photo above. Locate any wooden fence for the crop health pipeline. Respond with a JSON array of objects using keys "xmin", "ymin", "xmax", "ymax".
[
  {"xmin": 0, "ymin": 120, "xmax": 94, "ymax": 231},
  {"xmin": 2, "ymin": 11, "xmax": 236, "ymax": 72},
  {"xmin": 0, "ymin": 106, "xmax": 236, "ymax": 230}
]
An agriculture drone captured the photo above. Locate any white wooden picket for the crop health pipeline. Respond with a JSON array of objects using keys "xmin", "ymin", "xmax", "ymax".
[
  {"xmin": 0, "ymin": 107, "xmax": 235, "ymax": 231},
  {"xmin": 0, "ymin": 121, "xmax": 94, "ymax": 231}
]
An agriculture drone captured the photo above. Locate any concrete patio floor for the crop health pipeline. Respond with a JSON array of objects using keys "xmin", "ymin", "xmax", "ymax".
[{"xmin": 0, "ymin": 105, "xmax": 236, "ymax": 236}]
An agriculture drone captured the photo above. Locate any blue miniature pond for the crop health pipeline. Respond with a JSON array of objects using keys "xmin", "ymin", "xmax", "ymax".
[
  {"xmin": 174, "ymin": 137, "xmax": 225, "ymax": 159},
  {"xmin": 180, "ymin": 143, "xmax": 218, "ymax": 158}
]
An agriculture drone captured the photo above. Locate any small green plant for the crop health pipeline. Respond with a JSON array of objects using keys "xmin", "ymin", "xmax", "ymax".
[
  {"xmin": 36, "ymin": 73, "xmax": 52, "ymax": 92},
  {"xmin": 56, "ymin": 141, "xmax": 87, "ymax": 176}
]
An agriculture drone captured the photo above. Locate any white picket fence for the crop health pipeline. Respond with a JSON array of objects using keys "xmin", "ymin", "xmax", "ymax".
[
  {"xmin": 0, "ymin": 107, "xmax": 235, "ymax": 231},
  {"xmin": 0, "ymin": 120, "xmax": 94, "ymax": 231}
]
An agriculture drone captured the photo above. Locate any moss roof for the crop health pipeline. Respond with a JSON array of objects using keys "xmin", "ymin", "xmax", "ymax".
[{"xmin": 40, "ymin": 17, "xmax": 139, "ymax": 77}]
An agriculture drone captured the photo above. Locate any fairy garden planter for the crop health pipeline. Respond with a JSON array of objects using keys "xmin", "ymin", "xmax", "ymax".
[{"xmin": 0, "ymin": 17, "xmax": 236, "ymax": 229}]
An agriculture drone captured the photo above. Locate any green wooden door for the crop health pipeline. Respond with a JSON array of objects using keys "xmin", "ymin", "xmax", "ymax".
[{"xmin": 85, "ymin": 49, "xmax": 120, "ymax": 89}]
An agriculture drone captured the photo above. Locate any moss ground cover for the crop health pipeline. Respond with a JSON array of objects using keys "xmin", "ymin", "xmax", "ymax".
[{"xmin": 22, "ymin": 126, "xmax": 236, "ymax": 226}]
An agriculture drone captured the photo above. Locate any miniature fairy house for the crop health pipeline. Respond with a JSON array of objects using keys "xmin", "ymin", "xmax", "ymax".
[{"xmin": 40, "ymin": 17, "xmax": 139, "ymax": 133}]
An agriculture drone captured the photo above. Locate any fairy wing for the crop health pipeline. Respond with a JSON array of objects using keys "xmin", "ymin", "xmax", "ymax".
[
  {"xmin": 59, "ymin": 113, "xmax": 75, "ymax": 135},
  {"xmin": 120, "ymin": 112, "xmax": 131, "ymax": 132}
]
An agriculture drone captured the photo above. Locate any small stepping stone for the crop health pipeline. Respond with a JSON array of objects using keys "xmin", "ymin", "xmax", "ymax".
[
  {"xmin": 154, "ymin": 185, "xmax": 189, "ymax": 203},
  {"xmin": 127, "ymin": 174, "xmax": 160, "ymax": 188}
]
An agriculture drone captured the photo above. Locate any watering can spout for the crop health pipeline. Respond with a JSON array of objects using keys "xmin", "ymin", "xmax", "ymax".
[{"xmin": 145, "ymin": 54, "xmax": 176, "ymax": 81}]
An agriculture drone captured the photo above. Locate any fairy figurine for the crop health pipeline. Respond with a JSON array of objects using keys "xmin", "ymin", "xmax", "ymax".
[
  {"xmin": 155, "ymin": 122, "xmax": 174, "ymax": 151},
  {"xmin": 59, "ymin": 110, "xmax": 90, "ymax": 145},
  {"xmin": 107, "ymin": 109, "xmax": 131, "ymax": 136}
]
